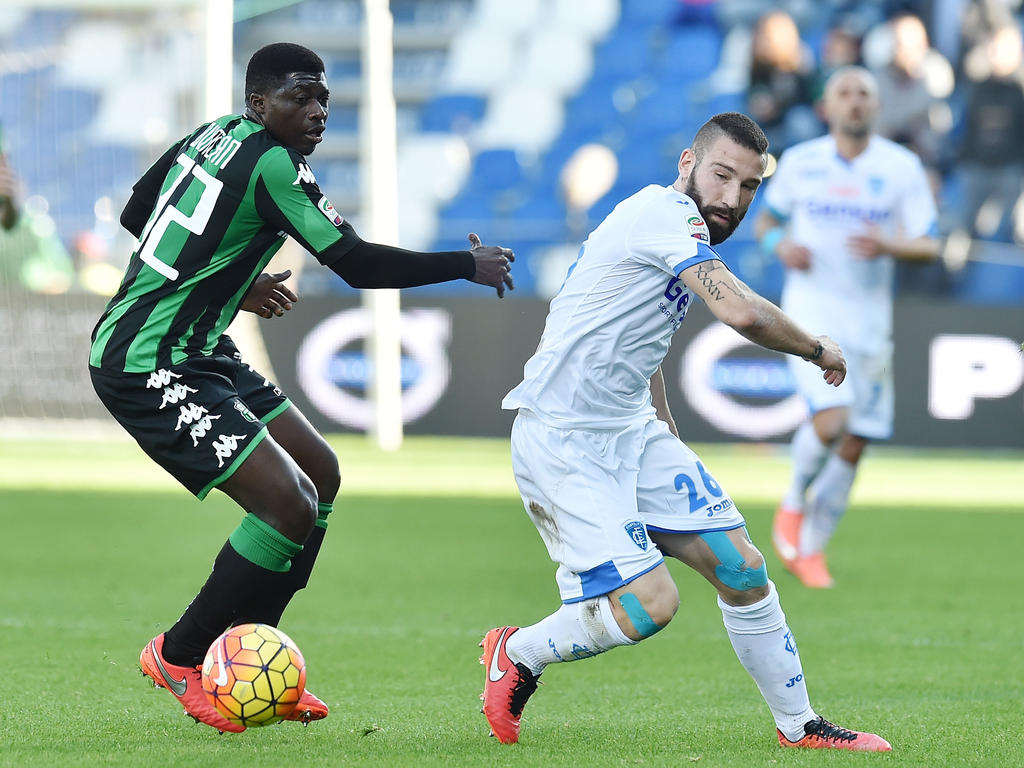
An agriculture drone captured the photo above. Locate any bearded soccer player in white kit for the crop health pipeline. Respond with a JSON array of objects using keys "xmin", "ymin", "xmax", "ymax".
[
  {"xmin": 755, "ymin": 66, "xmax": 939, "ymax": 589},
  {"xmin": 479, "ymin": 112, "xmax": 892, "ymax": 752}
]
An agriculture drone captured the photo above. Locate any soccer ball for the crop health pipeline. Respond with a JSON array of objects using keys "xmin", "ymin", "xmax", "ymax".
[{"xmin": 201, "ymin": 623, "xmax": 307, "ymax": 727}]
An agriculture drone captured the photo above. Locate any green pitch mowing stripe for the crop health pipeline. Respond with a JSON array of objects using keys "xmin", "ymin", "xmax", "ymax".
[
  {"xmin": 0, "ymin": 434, "xmax": 1021, "ymax": 507},
  {"xmin": 1, "ymin": 480, "xmax": 1021, "ymax": 767}
]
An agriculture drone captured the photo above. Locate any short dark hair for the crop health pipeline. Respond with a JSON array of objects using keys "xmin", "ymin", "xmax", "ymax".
[
  {"xmin": 692, "ymin": 112, "xmax": 769, "ymax": 161},
  {"xmin": 245, "ymin": 43, "xmax": 325, "ymax": 95}
]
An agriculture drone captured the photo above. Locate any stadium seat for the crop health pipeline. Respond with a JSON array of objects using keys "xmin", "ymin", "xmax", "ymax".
[
  {"xmin": 418, "ymin": 93, "xmax": 487, "ymax": 133},
  {"xmin": 475, "ymin": 83, "xmax": 565, "ymax": 153},
  {"xmin": 466, "ymin": 148, "xmax": 525, "ymax": 193},
  {"xmin": 519, "ymin": 30, "xmax": 594, "ymax": 98},
  {"xmin": 548, "ymin": 0, "xmax": 621, "ymax": 43},
  {"xmin": 591, "ymin": 26, "xmax": 655, "ymax": 83},
  {"xmin": 661, "ymin": 26, "xmax": 723, "ymax": 77},
  {"xmin": 442, "ymin": 28, "xmax": 515, "ymax": 93},
  {"xmin": 618, "ymin": 0, "xmax": 679, "ymax": 27}
]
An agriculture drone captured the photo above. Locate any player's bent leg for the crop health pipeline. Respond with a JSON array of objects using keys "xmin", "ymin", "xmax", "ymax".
[
  {"xmin": 607, "ymin": 564, "xmax": 679, "ymax": 640},
  {"xmin": 656, "ymin": 529, "xmax": 822, "ymax": 741},
  {"xmin": 249, "ymin": 407, "xmax": 340, "ymax": 628},
  {"xmin": 220, "ymin": 437, "xmax": 319, "ymax": 545},
  {"xmin": 162, "ymin": 442, "xmax": 315, "ymax": 667},
  {"xmin": 480, "ymin": 566, "xmax": 677, "ymax": 744},
  {"xmin": 796, "ymin": 432, "xmax": 867, "ymax": 588},
  {"xmin": 266, "ymin": 407, "xmax": 341, "ymax": 505},
  {"xmin": 653, "ymin": 526, "xmax": 769, "ymax": 606}
]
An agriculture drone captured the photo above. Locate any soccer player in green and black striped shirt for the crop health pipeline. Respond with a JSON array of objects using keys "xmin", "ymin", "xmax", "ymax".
[{"xmin": 89, "ymin": 42, "xmax": 515, "ymax": 733}]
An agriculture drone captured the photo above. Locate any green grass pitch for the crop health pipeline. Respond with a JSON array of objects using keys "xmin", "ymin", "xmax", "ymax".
[{"xmin": 0, "ymin": 435, "xmax": 1020, "ymax": 767}]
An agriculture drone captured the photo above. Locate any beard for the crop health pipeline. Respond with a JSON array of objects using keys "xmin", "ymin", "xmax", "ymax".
[
  {"xmin": 684, "ymin": 176, "xmax": 742, "ymax": 245},
  {"xmin": 840, "ymin": 119, "xmax": 872, "ymax": 139}
]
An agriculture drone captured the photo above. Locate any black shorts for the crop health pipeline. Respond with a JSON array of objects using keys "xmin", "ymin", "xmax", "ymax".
[{"xmin": 90, "ymin": 336, "xmax": 290, "ymax": 499}]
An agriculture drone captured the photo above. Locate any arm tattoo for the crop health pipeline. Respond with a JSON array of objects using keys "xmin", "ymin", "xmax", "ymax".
[{"xmin": 695, "ymin": 261, "xmax": 738, "ymax": 302}]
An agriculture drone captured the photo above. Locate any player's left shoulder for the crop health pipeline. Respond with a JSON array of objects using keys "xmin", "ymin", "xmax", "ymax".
[
  {"xmin": 666, "ymin": 190, "xmax": 711, "ymax": 244},
  {"xmin": 257, "ymin": 143, "xmax": 320, "ymax": 190},
  {"xmin": 868, "ymin": 136, "xmax": 926, "ymax": 172}
]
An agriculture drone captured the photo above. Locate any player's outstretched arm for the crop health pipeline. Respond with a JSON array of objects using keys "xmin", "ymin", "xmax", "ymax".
[
  {"xmin": 329, "ymin": 234, "xmax": 514, "ymax": 297},
  {"xmin": 680, "ymin": 258, "xmax": 846, "ymax": 386},
  {"xmin": 241, "ymin": 270, "xmax": 297, "ymax": 319}
]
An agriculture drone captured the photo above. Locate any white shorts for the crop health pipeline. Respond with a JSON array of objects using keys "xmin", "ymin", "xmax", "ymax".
[
  {"xmin": 510, "ymin": 410, "xmax": 746, "ymax": 603},
  {"xmin": 787, "ymin": 343, "xmax": 894, "ymax": 440}
]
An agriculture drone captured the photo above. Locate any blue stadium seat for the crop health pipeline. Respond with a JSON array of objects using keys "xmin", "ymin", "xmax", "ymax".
[
  {"xmin": 418, "ymin": 93, "xmax": 486, "ymax": 133},
  {"xmin": 438, "ymin": 189, "xmax": 496, "ymax": 225},
  {"xmin": 508, "ymin": 190, "xmax": 568, "ymax": 242},
  {"xmin": 661, "ymin": 26, "xmax": 723, "ymax": 77},
  {"xmin": 591, "ymin": 26, "xmax": 655, "ymax": 83},
  {"xmin": 619, "ymin": 0, "xmax": 680, "ymax": 27},
  {"xmin": 466, "ymin": 148, "xmax": 524, "ymax": 192},
  {"xmin": 616, "ymin": 139, "xmax": 675, "ymax": 188}
]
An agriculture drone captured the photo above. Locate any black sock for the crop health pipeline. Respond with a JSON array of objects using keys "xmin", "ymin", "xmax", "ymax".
[
  {"xmin": 236, "ymin": 524, "xmax": 327, "ymax": 628},
  {"xmin": 163, "ymin": 541, "xmax": 279, "ymax": 666}
]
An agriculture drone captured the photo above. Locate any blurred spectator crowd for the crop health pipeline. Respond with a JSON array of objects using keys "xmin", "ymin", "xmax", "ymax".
[{"xmin": 1, "ymin": 0, "xmax": 1023, "ymax": 303}]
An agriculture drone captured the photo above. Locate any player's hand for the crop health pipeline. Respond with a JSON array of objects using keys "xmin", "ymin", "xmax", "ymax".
[
  {"xmin": 466, "ymin": 233, "xmax": 515, "ymax": 298},
  {"xmin": 241, "ymin": 270, "xmax": 298, "ymax": 318},
  {"xmin": 847, "ymin": 230, "xmax": 886, "ymax": 260},
  {"xmin": 778, "ymin": 239, "xmax": 812, "ymax": 270},
  {"xmin": 804, "ymin": 335, "xmax": 846, "ymax": 386}
]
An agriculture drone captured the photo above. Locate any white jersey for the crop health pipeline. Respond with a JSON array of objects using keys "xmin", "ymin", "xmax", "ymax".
[
  {"xmin": 502, "ymin": 184, "xmax": 719, "ymax": 428},
  {"xmin": 763, "ymin": 134, "xmax": 937, "ymax": 352}
]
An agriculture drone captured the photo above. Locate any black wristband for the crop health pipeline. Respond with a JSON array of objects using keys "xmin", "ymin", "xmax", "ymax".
[{"xmin": 808, "ymin": 341, "xmax": 824, "ymax": 361}]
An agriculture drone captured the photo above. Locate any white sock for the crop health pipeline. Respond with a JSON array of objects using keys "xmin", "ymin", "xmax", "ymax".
[
  {"xmin": 781, "ymin": 421, "xmax": 829, "ymax": 511},
  {"xmin": 505, "ymin": 596, "xmax": 637, "ymax": 675},
  {"xmin": 800, "ymin": 454, "xmax": 856, "ymax": 555},
  {"xmin": 718, "ymin": 582, "xmax": 816, "ymax": 741}
]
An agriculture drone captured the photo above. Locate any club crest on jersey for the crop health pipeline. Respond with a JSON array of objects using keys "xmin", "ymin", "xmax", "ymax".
[
  {"xmin": 685, "ymin": 214, "xmax": 710, "ymax": 242},
  {"xmin": 624, "ymin": 521, "xmax": 649, "ymax": 551},
  {"xmin": 317, "ymin": 195, "xmax": 344, "ymax": 226},
  {"xmin": 293, "ymin": 162, "xmax": 316, "ymax": 185}
]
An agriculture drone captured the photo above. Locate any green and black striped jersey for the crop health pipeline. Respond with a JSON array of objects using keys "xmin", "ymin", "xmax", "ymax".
[{"xmin": 90, "ymin": 114, "xmax": 358, "ymax": 373}]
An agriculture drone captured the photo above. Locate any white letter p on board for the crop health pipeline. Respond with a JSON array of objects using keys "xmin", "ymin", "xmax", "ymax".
[{"xmin": 928, "ymin": 335, "xmax": 1024, "ymax": 419}]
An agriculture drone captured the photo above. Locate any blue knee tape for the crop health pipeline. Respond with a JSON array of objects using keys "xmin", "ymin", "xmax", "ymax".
[
  {"xmin": 619, "ymin": 593, "xmax": 664, "ymax": 638},
  {"xmin": 699, "ymin": 530, "xmax": 768, "ymax": 590}
]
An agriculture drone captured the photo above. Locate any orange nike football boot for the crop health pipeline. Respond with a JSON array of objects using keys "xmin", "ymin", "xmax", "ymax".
[
  {"xmin": 772, "ymin": 505, "xmax": 802, "ymax": 569},
  {"xmin": 479, "ymin": 627, "xmax": 539, "ymax": 744},
  {"xmin": 139, "ymin": 633, "xmax": 245, "ymax": 733},
  {"xmin": 789, "ymin": 551, "xmax": 835, "ymax": 589},
  {"xmin": 284, "ymin": 688, "xmax": 328, "ymax": 723},
  {"xmin": 778, "ymin": 716, "xmax": 892, "ymax": 751}
]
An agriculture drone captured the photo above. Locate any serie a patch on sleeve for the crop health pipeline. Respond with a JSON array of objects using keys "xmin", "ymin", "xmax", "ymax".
[
  {"xmin": 317, "ymin": 195, "xmax": 344, "ymax": 227},
  {"xmin": 684, "ymin": 213, "xmax": 710, "ymax": 242}
]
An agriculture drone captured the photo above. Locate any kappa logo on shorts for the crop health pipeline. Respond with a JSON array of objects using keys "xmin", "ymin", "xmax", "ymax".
[
  {"xmin": 159, "ymin": 382, "xmax": 199, "ymax": 409},
  {"xmin": 145, "ymin": 369, "xmax": 181, "ymax": 389},
  {"xmin": 212, "ymin": 434, "xmax": 247, "ymax": 467},
  {"xmin": 624, "ymin": 521, "xmax": 649, "ymax": 551},
  {"xmin": 174, "ymin": 403, "xmax": 221, "ymax": 447}
]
